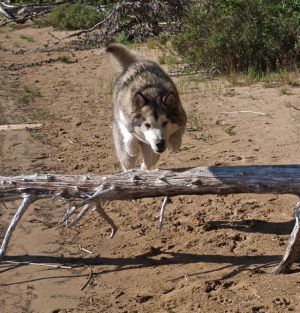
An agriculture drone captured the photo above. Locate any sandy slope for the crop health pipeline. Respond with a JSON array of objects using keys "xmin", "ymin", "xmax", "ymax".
[{"xmin": 0, "ymin": 25, "xmax": 300, "ymax": 313}]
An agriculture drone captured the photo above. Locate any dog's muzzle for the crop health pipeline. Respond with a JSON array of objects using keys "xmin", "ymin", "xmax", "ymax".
[{"xmin": 154, "ymin": 140, "xmax": 166, "ymax": 153}]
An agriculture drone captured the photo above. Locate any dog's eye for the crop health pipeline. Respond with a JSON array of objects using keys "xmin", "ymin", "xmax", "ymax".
[
  {"xmin": 144, "ymin": 123, "xmax": 151, "ymax": 129},
  {"xmin": 162, "ymin": 121, "xmax": 168, "ymax": 127}
]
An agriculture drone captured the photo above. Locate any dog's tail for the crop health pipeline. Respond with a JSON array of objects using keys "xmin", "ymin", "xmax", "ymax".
[{"xmin": 104, "ymin": 43, "xmax": 138, "ymax": 73}]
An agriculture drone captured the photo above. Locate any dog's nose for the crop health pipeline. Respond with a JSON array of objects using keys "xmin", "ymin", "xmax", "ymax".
[{"xmin": 156, "ymin": 140, "xmax": 165, "ymax": 152}]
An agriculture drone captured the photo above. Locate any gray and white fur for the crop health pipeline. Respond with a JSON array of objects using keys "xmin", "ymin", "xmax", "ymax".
[{"xmin": 105, "ymin": 43, "xmax": 186, "ymax": 171}]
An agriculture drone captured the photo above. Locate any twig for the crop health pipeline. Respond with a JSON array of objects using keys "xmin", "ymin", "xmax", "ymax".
[
  {"xmin": 1, "ymin": 201, "xmax": 9, "ymax": 210},
  {"xmin": 67, "ymin": 203, "xmax": 93, "ymax": 228},
  {"xmin": 79, "ymin": 245, "xmax": 94, "ymax": 255},
  {"xmin": 289, "ymin": 104, "xmax": 300, "ymax": 112},
  {"xmin": 220, "ymin": 111, "xmax": 267, "ymax": 116},
  {"xmin": 48, "ymin": 31, "xmax": 61, "ymax": 41},
  {"xmin": 81, "ymin": 185, "xmax": 115, "ymax": 205},
  {"xmin": 157, "ymin": 196, "xmax": 169, "ymax": 231},
  {"xmin": 93, "ymin": 202, "xmax": 118, "ymax": 238},
  {"xmin": 0, "ymin": 3, "xmax": 14, "ymax": 20},
  {"xmin": 61, "ymin": 204, "xmax": 78, "ymax": 225},
  {"xmin": 248, "ymin": 261, "xmax": 278, "ymax": 271},
  {"xmin": 0, "ymin": 124, "xmax": 42, "ymax": 131},
  {"xmin": 169, "ymin": 71, "xmax": 200, "ymax": 77},
  {"xmin": 1, "ymin": 260, "xmax": 73, "ymax": 269},
  {"xmin": 81, "ymin": 265, "xmax": 94, "ymax": 291},
  {"xmin": 60, "ymin": 186, "xmax": 118, "ymax": 236},
  {"xmin": 174, "ymin": 266, "xmax": 189, "ymax": 282}
]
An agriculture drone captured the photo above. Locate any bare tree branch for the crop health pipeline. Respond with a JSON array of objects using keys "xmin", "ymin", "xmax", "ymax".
[
  {"xmin": 1, "ymin": 165, "xmax": 300, "ymax": 273},
  {"xmin": 0, "ymin": 0, "xmax": 75, "ymax": 25},
  {"xmin": 46, "ymin": 7, "xmax": 116, "ymax": 47}
]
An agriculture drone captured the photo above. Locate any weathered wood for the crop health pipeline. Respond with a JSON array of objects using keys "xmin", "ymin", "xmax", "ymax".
[
  {"xmin": 0, "ymin": 195, "xmax": 33, "ymax": 258},
  {"xmin": 0, "ymin": 123, "xmax": 42, "ymax": 131},
  {"xmin": 1, "ymin": 165, "xmax": 300, "ymax": 202},
  {"xmin": 0, "ymin": 1, "xmax": 74, "ymax": 25},
  {"xmin": 273, "ymin": 202, "xmax": 300, "ymax": 274},
  {"xmin": 1, "ymin": 165, "xmax": 300, "ymax": 273}
]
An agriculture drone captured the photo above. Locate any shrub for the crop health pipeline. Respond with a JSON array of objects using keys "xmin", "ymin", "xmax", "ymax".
[
  {"xmin": 19, "ymin": 85, "xmax": 41, "ymax": 105},
  {"xmin": 20, "ymin": 34, "xmax": 34, "ymax": 42},
  {"xmin": 47, "ymin": 2, "xmax": 104, "ymax": 30},
  {"xmin": 58, "ymin": 55, "xmax": 72, "ymax": 63},
  {"xmin": 172, "ymin": 0, "xmax": 300, "ymax": 73},
  {"xmin": 117, "ymin": 31, "xmax": 129, "ymax": 45}
]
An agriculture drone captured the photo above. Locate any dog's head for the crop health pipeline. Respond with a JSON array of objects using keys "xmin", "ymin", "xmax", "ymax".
[{"xmin": 131, "ymin": 90, "xmax": 186, "ymax": 154}]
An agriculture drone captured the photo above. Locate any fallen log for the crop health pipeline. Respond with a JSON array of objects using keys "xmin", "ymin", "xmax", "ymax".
[{"xmin": 1, "ymin": 165, "xmax": 300, "ymax": 273}]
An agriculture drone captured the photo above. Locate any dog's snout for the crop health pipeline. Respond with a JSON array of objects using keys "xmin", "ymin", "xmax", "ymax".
[{"xmin": 155, "ymin": 140, "xmax": 165, "ymax": 152}]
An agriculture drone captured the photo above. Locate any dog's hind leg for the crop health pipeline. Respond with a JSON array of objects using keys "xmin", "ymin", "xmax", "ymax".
[{"xmin": 139, "ymin": 142, "xmax": 160, "ymax": 170}]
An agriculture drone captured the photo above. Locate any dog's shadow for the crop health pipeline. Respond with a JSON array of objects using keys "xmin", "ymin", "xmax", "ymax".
[{"xmin": 203, "ymin": 218, "xmax": 295, "ymax": 235}]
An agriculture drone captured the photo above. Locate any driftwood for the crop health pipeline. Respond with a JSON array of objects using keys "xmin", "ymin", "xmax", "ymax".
[
  {"xmin": 272, "ymin": 202, "xmax": 300, "ymax": 274},
  {"xmin": 1, "ymin": 165, "xmax": 300, "ymax": 273},
  {"xmin": 0, "ymin": 123, "xmax": 42, "ymax": 131},
  {"xmin": 0, "ymin": 1, "xmax": 74, "ymax": 25}
]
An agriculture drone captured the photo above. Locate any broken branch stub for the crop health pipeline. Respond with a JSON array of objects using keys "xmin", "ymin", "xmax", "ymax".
[
  {"xmin": 1, "ymin": 165, "xmax": 300, "ymax": 273},
  {"xmin": 272, "ymin": 202, "xmax": 300, "ymax": 274}
]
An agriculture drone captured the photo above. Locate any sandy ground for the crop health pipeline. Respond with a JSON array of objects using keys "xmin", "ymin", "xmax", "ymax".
[{"xmin": 0, "ymin": 25, "xmax": 300, "ymax": 313}]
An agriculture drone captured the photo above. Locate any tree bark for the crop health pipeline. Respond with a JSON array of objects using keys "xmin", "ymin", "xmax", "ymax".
[
  {"xmin": 1, "ymin": 165, "xmax": 300, "ymax": 273},
  {"xmin": 1, "ymin": 165, "xmax": 300, "ymax": 202}
]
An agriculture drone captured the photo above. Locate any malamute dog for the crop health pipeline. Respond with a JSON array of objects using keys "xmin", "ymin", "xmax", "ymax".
[{"xmin": 105, "ymin": 44, "xmax": 186, "ymax": 171}]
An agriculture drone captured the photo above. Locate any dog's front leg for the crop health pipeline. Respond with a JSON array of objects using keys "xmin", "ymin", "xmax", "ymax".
[
  {"xmin": 139, "ymin": 142, "xmax": 169, "ymax": 230},
  {"xmin": 113, "ymin": 121, "xmax": 139, "ymax": 171},
  {"xmin": 139, "ymin": 141, "xmax": 160, "ymax": 170}
]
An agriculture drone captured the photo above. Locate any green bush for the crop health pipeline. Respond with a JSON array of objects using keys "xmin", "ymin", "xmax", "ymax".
[
  {"xmin": 58, "ymin": 55, "xmax": 72, "ymax": 63},
  {"xmin": 47, "ymin": 2, "xmax": 104, "ymax": 30},
  {"xmin": 173, "ymin": 0, "xmax": 300, "ymax": 73},
  {"xmin": 117, "ymin": 31, "xmax": 129, "ymax": 45},
  {"xmin": 11, "ymin": 0, "xmax": 109, "ymax": 5}
]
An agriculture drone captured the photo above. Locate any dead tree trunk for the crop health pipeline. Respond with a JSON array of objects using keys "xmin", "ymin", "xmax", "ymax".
[{"xmin": 1, "ymin": 165, "xmax": 300, "ymax": 273}]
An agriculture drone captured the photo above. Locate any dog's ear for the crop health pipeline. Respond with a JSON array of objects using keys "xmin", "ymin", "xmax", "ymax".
[
  {"xmin": 163, "ymin": 92, "xmax": 177, "ymax": 108},
  {"xmin": 133, "ymin": 92, "xmax": 146, "ymax": 109}
]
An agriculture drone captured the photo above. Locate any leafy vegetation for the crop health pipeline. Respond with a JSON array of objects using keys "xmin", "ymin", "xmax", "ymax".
[
  {"xmin": 47, "ymin": 2, "xmax": 105, "ymax": 30},
  {"xmin": 6, "ymin": 0, "xmax": 299, "ymax": 76},
  {"xmin": 172, "ymin": 0, "xmax": 300, "ymax": 73},
  {"xmin": 20, "ymin": 34, "xmax": 34, "ymax": 42},
  {"xmin": 58, "ymin": 55, "xmax": 72, "ymax": 63},
  {"xmin": 19, "ymin": 85, "xmax": 41, "ymax": 105},
  {"xmin": 117, "ymin": 31, "xmax": 129, "ymax": 45}
]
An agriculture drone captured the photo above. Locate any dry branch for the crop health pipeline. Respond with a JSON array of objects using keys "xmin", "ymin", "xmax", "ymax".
[
  {"xmin": 272, "ymin": 202, "xmax": 300, "ymax": 274},
  {"xmin": 44, "ymin": 0, "xmax": 188, "ymax": 48},
  {"xmin": 0, "ymin": 123, "xmax": 42, "ymax": 131},
  {"xmin": 46, "ymin": 8, "xmax": 115, "ymax": 48},
  {"xmin": 0, "ymin": 0, "xmax": 74, "ymax": 25},
  {"xmin": 1, "ymin": 165, "xmax": 300, "ymax": 273}
]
